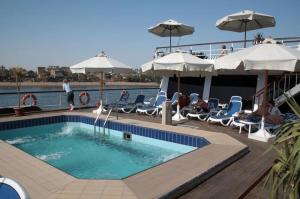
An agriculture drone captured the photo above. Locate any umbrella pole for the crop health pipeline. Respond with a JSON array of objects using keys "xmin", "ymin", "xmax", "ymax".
[
  {"xmin": 248, "ymin": 70, "xmax": 273, "ymax": 142},
  {"xmin": 100, "ymin": 72, "xmax": 104, "ymax": 105},
  {"xmin": 177, "ymin": 71, "xmax": 180, "ymax": 93},
  {"xmin": 261, "ymin": 70, "xmax": 268, "ymax": 129},
  {"xmin": 244, "ymin": 22, "xmax": 247, "ymax": 48},
  {"xmin": 169, "ymin": 30, "xmax": 172, "ymax": 53},
  {"xmin": 173, "ymin": 71, "xmax": 185, "ymax": 121}
]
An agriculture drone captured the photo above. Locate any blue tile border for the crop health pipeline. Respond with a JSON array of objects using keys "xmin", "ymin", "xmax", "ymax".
[{"xmin": 0, "ymin": 115, "xmax": 210, "ymax": 148}]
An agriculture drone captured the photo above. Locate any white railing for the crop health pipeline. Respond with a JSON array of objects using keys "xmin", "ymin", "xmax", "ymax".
[{"xmin": 155, "ymin": 37, "xmax": 300, "ymax": 60}]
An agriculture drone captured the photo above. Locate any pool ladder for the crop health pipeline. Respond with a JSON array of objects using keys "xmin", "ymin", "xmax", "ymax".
[{"xmin": 94, "ymin": 108, "xmax": 112, "ymax": 136}]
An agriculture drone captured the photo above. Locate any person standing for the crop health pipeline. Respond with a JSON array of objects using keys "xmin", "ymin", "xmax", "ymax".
[{"xmin": 63, "ymin": 79, "xmax": 74, "ymax": 111}]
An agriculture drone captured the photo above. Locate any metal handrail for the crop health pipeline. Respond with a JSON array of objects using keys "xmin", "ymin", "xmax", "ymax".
[
  {"xmin": 156, "ymin": 36, "xmax": 300, "ymax": 49},
  {"xmin": 103, "ymin": 108, "xmax": 113, "ymax": 135},
  {"xmin": 0, "ymin": 87, "xmax": 159, "ymax": 95},
  {"xmin": 253, "ymin": 72, "xmax": 300, "ymax": 108}
]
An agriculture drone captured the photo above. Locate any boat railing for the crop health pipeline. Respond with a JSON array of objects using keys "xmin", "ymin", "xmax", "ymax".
[
  {"xmin": 155, "ymin": 36, "xmax": 300, "ymax": 59},
  {"xmin": 0, "ymin": 87, "xmax": 159, "ymax": 112}
]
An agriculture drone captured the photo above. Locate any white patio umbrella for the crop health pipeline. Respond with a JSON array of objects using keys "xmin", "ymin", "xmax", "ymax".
[
  {"xmin": 142, "ymin": 51, "xmax": 214, "ymax": 121},
  {"xmin": 148, "ymin": 19, "xmax": 194, "ymax": 52},
  {"xmin": 70, "ymin": 52, "xmax": 132, "ymax": 104},
  {"xmin": 216, "ymin": 10, "xmax": 276, "ymax": 47},
  {"xmin": 215, "ymin": 39, "xmax": 300, "ymax": 142}
]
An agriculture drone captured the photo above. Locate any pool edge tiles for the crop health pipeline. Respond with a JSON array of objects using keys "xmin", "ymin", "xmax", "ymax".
[{"xmin": 0, "ymin": 114, "xmax": 210, "ymax": 149}]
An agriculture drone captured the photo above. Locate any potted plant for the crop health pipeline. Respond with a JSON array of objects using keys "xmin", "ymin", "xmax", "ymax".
[
  {"xmin": 263, "ymin": 95, "xmax": 300, "ymax": 199},
  {"xmin": 12, "ymin": 67, "xmax": 25, "ymax": 116}
]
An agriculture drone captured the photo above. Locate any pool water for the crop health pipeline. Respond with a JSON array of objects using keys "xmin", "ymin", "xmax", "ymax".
[{"xmin": 0, "ymin": 122, "xmax": 195, "ymax": 179}]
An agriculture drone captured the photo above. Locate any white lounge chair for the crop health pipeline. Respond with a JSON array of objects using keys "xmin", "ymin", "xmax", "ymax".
[
  {"xmin": 136, "ymin": 95, "xmax": 167, "ymax": 116},
  {"xmin": 207, "ymin": 98, "xmax": 242, "ymax": 126},
  {"xmin": 187, "ymin": 98, "xmax": 220, "ymax": 121}
]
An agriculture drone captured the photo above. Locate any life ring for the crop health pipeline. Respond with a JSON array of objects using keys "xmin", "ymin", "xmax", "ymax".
[
  {"xmin": 79, "ymin": 91, "xmax": 90, "ymax": 105},
  {"xmin": 120, "ymin": 89, "xmax": 129, "ymax": 100},
  {"xmin": 21, "ymin": 93, "xmax": 37, "ymax": 106}
]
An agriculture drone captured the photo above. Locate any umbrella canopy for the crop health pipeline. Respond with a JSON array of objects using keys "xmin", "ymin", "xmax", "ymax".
[
  {"xmin": 215, "ymin": 41, "xmax": 300, "ymax": 71},
  {"xmin": 215, "ymin": 40, "xmax": 300, "ymax": 142},
  {"xmin": 216, "ymin": 10, "xmax": 276, "ymax": 47},
  {"xmin": 141, "ymin": 51, "xmax": 213, "ymax": 121},
  {"xmin": 70, "ymin": 52, "xmax": 132, "ymax": 104},
  {"xmin": 70, "ymin": 52, "xmax": 132, "ymax": 74},
  {"xmin": 142, "ymin": 51, "xmax": 214, "ymax": 76},
  {"xmin": 148, "ymin": 19, "xmax": 194, "ymax": 52}
]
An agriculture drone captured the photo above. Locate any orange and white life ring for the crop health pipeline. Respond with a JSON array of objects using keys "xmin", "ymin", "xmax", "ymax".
[
  {"xmin": 79, "ymin": 91, "xmax": 90, "ymax": 105},
  {"xmin": 21, "ymin": 93, "xmax": 37, "ymax": 106}
]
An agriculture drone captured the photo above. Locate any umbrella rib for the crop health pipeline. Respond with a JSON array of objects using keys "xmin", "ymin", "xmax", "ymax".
[{"xmin": 253, "ymin": 19, "xmax": 263, "ymax": 28}]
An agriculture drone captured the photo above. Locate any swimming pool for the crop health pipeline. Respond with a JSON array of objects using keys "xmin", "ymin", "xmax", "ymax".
[{"xmin": 0, "ymin": 115, "xmax": 210, "ymax": 180}]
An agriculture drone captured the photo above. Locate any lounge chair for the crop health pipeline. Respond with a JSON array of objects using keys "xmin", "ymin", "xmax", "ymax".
[
  {"xmin": 207, "ymin": 98, "xmax": 242, "ymax": 126},
  {"xmin": 186, "ymin": 98, "xmax": 219, "ymax": 121},
  {"xmin": 0, "ymin": 176, "xmax": 29, "ymax": 199},
  {"xmin": 158, "ymin": 91, "xmax": 167, "ymax": 96},
  {"xmin": 105, "ymin": 91, "xmax": 130, "ymax": 109},
  {"xmin": 144, "ymin": 90, "xmax": 166, "ymax": 106},
  {"xmin": 230, "ymin": 112, "xmax": 261, "ymax": 134},
  {"xmin": 119, "ymin": 94, "xmax": 145, "ymax": 113},
  {"xmin": 157, "ymin": 92, "xmax": 181, "ymax": 116},
  {"xmin": 181, "ymin": 93, "xmax": 199, "ymax": 115},
  {"xmin": 170, "ymin": 92, "xmax": 181, "ymax": 106},
  {"xmin": 136, "ymin": 95, "xmax": 167, "ymax": 116}
]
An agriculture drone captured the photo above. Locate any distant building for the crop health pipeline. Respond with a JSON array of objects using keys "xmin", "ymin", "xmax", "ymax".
[
  {"xmin": 49, "ymin": 68, "xmax": 64, "ymax": 79},
  {"xmin": 61, "ymin": 67, "xmax": 72, "ymax": 76},
  {"xmin": 36, "ymin": 67, "xmax": 49, "ymax": 79}
]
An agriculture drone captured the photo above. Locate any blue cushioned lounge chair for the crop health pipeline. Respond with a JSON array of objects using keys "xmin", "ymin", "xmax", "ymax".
[
  {"xmin": 207, "ymin": 98, "xmax": 242, "ymax": 126},
  {"xmin": 187, "ymin": 98, "xmax": 220, "ymax": 121},
  {"xmin": 136, "ymin": 95, "xmax": 167, "ymax": 116},
  {"xmin": 119, "ymin": 94, "xmax": 145, "ymax": 113}
]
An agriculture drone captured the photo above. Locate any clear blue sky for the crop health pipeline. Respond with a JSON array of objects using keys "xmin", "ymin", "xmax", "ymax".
[{"xmin": 1, "ymin": 0, "xmax": 299, "ymax": 70}]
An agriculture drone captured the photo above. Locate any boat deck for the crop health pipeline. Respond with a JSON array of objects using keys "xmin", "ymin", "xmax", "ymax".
[
  {"xmin": 0, "ymin": 109, "xmax": 275, "ymax": 199},
  {"xmin": 94, "ymin": 110, "xmax": 275, "ymax": 199}
]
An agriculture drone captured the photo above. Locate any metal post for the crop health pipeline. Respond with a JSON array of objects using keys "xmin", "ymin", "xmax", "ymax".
[
  {"xmin": 284, "ymin": 73, "xmax": 287, "ymax": 92},
  {"xmin": 59, "ymin": 93, "xmax": 62, "ymax": 107},
  {"xmin": 288, "ymin": 73, "xmax": 291, "ymax": 90},
  {"xmin": 273, "ymin": 81, "xmax": 276, "ymax": 100},
  {"xmin": 209, "ymin": 44, "xmax": 212, "ymax": 59}
]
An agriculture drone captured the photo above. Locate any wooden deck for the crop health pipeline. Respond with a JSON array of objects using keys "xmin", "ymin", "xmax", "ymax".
[{"xmin": 104, "ymin": 111, "xmax": 275, "ymax": 199}]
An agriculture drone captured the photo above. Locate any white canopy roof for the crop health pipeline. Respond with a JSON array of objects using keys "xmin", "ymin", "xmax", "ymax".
[
  {"xmin": 215, "ymin": 42, "xmax": 300, "ymax": 72},
  {"xmin": 70, "ymin": 52, "xmax": 132, "ymax": 74},
  {"xmin": 141, "ymin": 51, "xmax": 214, "ymax": 76}
]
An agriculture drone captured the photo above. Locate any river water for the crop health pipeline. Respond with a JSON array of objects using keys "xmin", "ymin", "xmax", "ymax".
[{"xmin": 0, "ymin": 85, "xmax": 159, "ymax": 109}]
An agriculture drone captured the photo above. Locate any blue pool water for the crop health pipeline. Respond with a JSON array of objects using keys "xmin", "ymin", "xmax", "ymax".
[{"xmin": 0, "ymin": 122, "xmax": 195, "ymax": 179}]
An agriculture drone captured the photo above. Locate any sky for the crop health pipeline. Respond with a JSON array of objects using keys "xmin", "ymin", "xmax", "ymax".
[{"xmin": 0, "ymin": 0, "xmax": 300, "ymax": 70}]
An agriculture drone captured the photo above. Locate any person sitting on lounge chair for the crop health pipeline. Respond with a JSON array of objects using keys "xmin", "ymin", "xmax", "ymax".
[
  {"xmin": 194, "ymin": 97, "xmax": 209, "ymax": 113},
  {"xmin": 252, "ymin": 100, "xmax": 284, "ymax": 125}
]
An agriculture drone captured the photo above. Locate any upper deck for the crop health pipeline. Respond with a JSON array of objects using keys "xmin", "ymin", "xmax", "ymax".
[{"xmin": 154, "ymin": 36, "xmax": 300, "ymax": 60}]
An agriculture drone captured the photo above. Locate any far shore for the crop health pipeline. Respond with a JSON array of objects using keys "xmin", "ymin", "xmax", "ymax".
[{"xmin": 0, "ymin": 81, "xmax": 159, "ymax": 88}]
